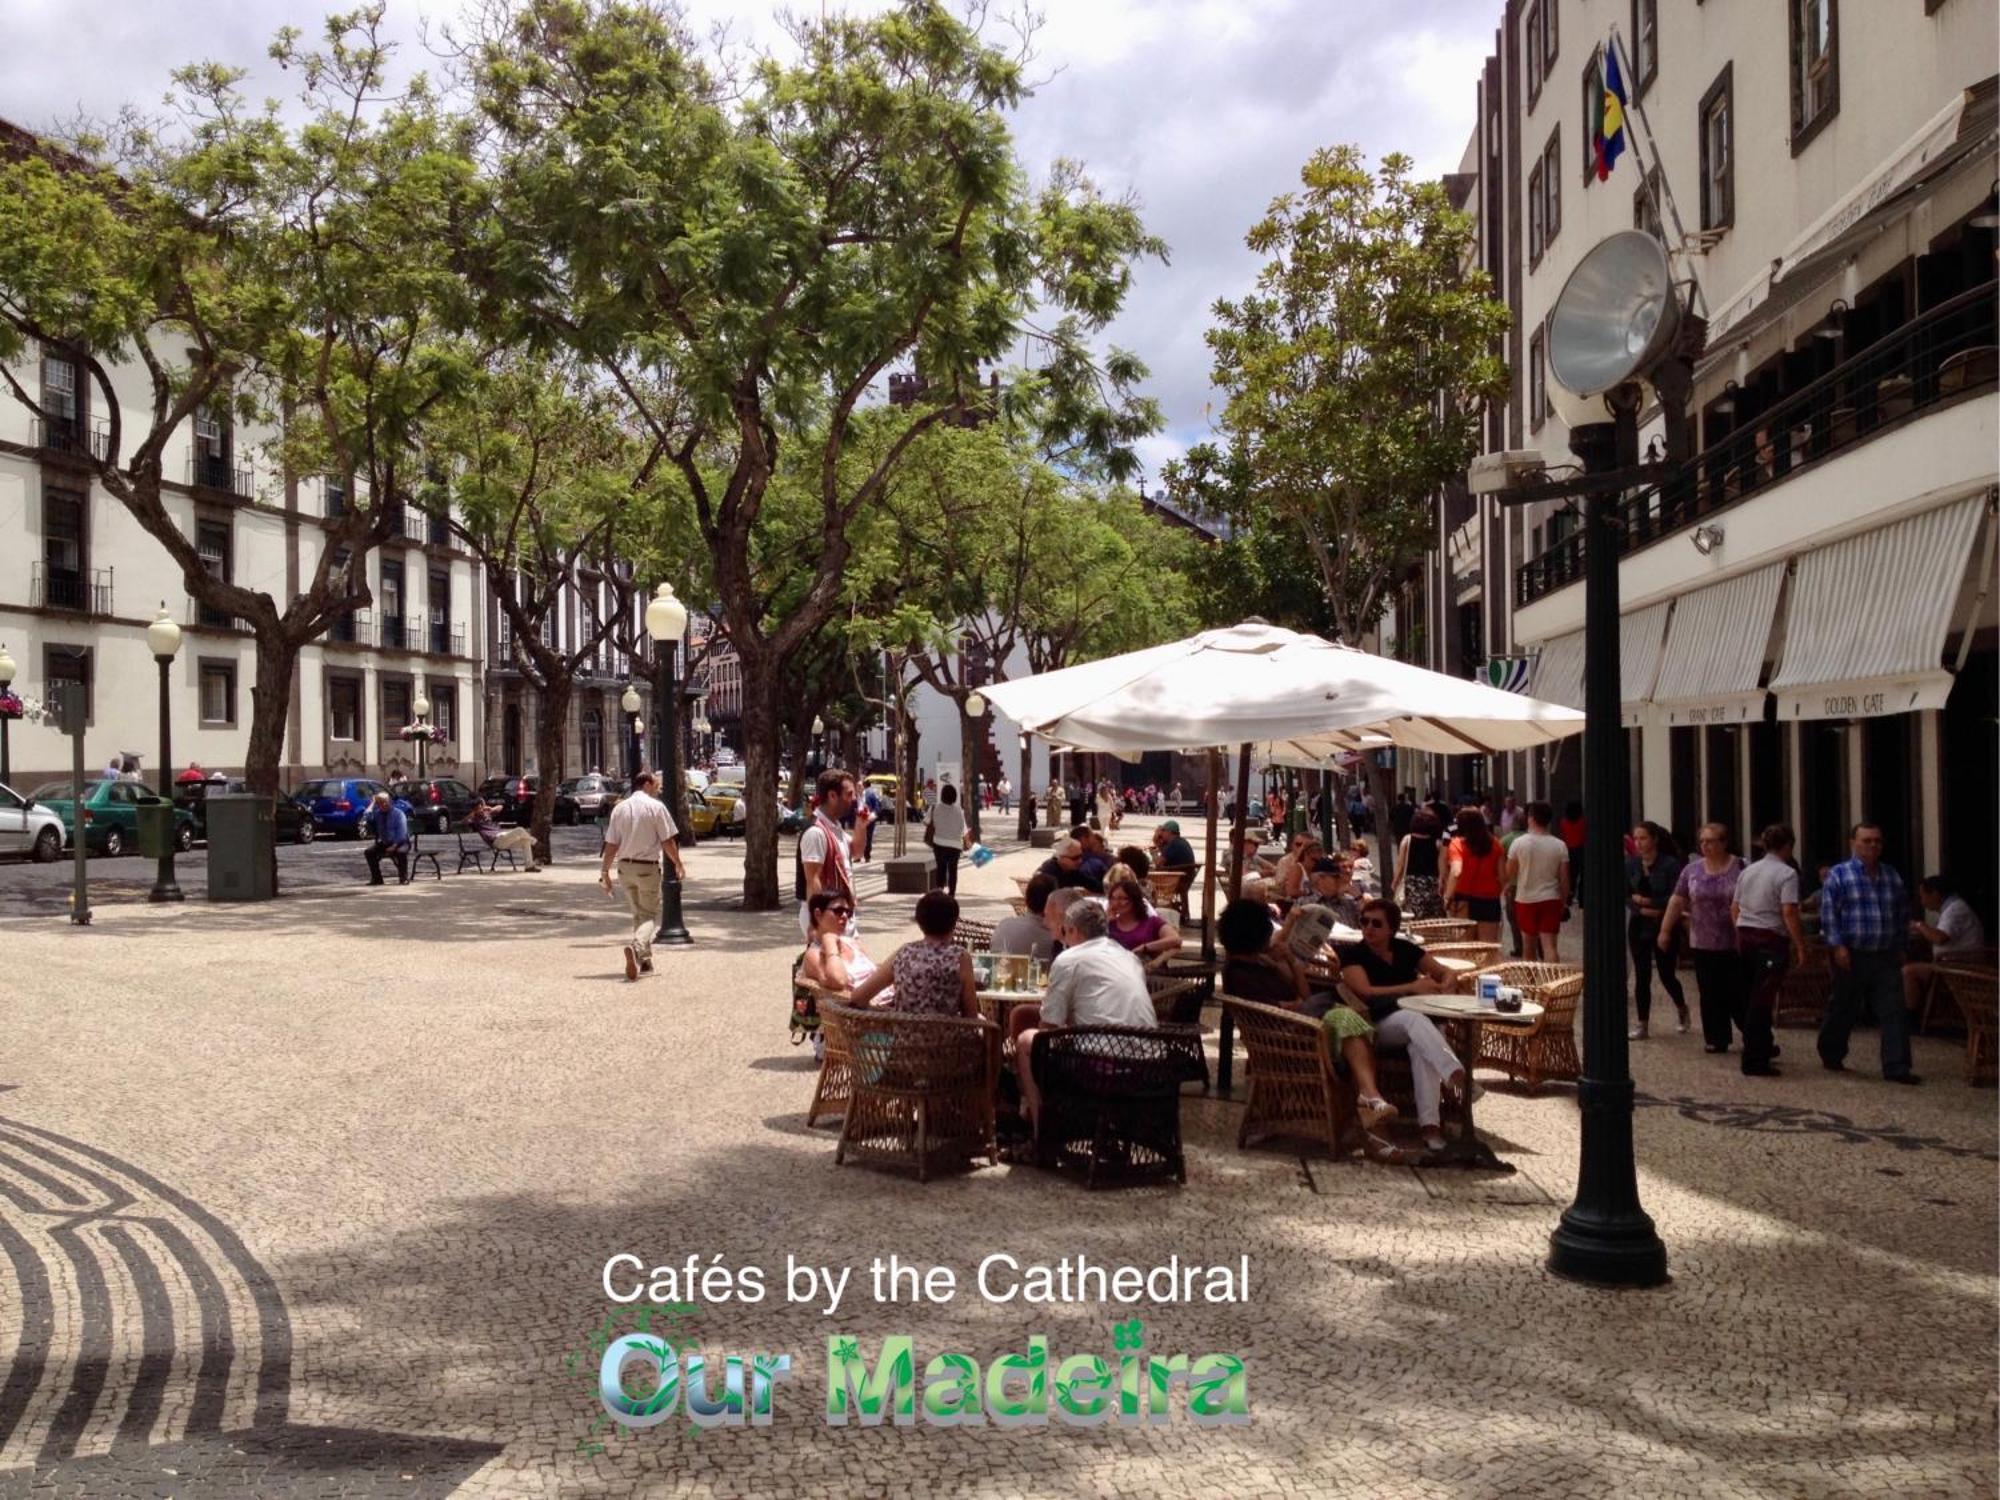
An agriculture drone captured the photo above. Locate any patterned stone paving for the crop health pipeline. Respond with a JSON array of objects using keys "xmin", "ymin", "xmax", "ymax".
[{"xmin": 0, "ymin": 825, "xmax": 1992, "ymax": 1497}]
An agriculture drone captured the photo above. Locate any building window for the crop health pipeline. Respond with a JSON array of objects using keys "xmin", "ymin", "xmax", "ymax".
[
  {"xmin": 383, "ymin": 678, "xmax": 411, "ymax": 735},
  {"xmin": 1631, "ymin": 0, "xmax": 1659, "ymax": 96},
  {"xmin": 1790, "ymin": 0, "xmax": 1838, "ymax": 154},
  {"xmin": 430, "ymin": 684, "xmax": 457, "ymax": 742},
  {"xmin": 324, "ymin": 473, "xmax": 348, "ymax": 519},
  {"xmin": 1634, "ymin": 164, "xmax": 1665, "ymax": 239},
  {"xmin": 1542, "ymin": 130, "xmax": 1562, "ymax": 247},
  {"xmin": 1526, "ymin": 3, "xmax": 1544, "ymax": 102},
  {"xmin": 1457, "ymin": 602, "xmax": 1484, "ymax": 669},
  {"xmin": 428, "ymin": 567, "xmax": 451, "ymax": 654},
  {"xmin": 41, "ymin": 487, "xmax": 86, "ymax": 610},
  {"xmin": 199, "ymin": 660, "xmax": 236, "ymax": 725},
  {"xmin": 1528, "ymin": 161, "xmax": 1545, "ymax": 264},
  {"xmin": 1529, "ymin": 329, "xmax": 1548, "ymax": 432},
  {"xmin": 1542, "ymin": 0, "xmax": 1558, "ymax": 71},
  {"xmin": 193, "ymin": 403, "xmax": 231, "ymax": 490},
  {"xmin": 1700, "ymin": 64, "xmax": 1734, "ymax": 233},
  {"xmin": 582, "ymin": 706, "xmax": 603, "ymax": 774},
  {"xmin": 45, "ymin": 645, "xmax": 91, "ymax": 723},
  {"xmin": 40, "ymin": 347, "xmax": 82, "ymax": 450},
  {"xmin": 380, "ymin": 555, "xmax": 405, "ymax": 648},
  {"xmin": 1580, "ymin": 50, "xmax": 1602, "ymax": 184},
  {"xmin": 196, "ymin": 518, "xmax": 233, "ymax": 628},
  {"xmin": 329, "ymin": 676, "xmax": 361, "ymax": 742}
]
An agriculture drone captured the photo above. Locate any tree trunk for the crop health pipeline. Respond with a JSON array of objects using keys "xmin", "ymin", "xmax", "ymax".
[
  {"xmin": 1363, "ymin": 754, "xmax": 1398, "ymax": 876},
  {"xmin": 958, "ymin": 699, "xmax": 980, "ymax": 840},
  {"xmin": 1015, "ymin": 735, "xmax": 1033, "ymax": 840},
  {"xmin": 530, "ymin": 673, "xmax": 571, "ymax": 864},
  {"xmin": 784, "ymin": 728, "xmax": 810, "ymax": 836},
  {"xmin": 243, "ymin": 634, "xmax": 298, "ymax": 798},
  {"xmin": 739, "ymin": 676, "xmax": 783, "ymax": 911}
]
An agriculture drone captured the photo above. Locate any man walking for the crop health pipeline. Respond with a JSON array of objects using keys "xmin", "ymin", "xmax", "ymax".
[
  {"xmin": 798, "ymin": 768, "xmax": 858, "ymax": 939},
  {"xmin": 1817, "ymin": 822, "xmax": 1919, "ymax": 1085},
  {"xmin": 361, "ymin": 791, "xmax": 413, "ymax": 885},
  {"xmin": 598, "ymin": 769, "xmax": 684, "ymax": 983},
  {"xmin": 1504, "ymin": 801, "xmax": 1570, "ymax": 962}
]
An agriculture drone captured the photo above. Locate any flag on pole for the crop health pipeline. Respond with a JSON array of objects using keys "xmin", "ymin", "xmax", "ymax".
[{"xmin": 1593, "ymin": 42, "xmax": 1629, "ymax": 182}]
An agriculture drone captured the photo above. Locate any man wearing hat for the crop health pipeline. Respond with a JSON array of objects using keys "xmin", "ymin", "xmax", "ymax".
[{"xmin": 1152, "ymin": 820, "xmax": 1197, "ymax": 871}]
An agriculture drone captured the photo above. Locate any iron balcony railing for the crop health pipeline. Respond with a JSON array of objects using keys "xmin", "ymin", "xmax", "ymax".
[
  {"xmin": 426, "ymin": 510, "xmax": 450, "ymax": 546},
  {"xmin": 189, "ymin": 451, "xmax": 255, "ymax": 498},
  {"xmin": 187, "ymin": 596, "xmax": 246, "ymax": 630},
  {"xmin": 428, "ymin": 622, "xmax": 464, "ymax": 656},
  {"xmin": 378, "ymin": 614, "xmax": 421, "ymax": 652},
  {"xmin": 402, "ymin": 508, "xmax": 430, "ymax": 544},
  {"xmin": 1515, "ymin": 279, "xmax": 1999, "ymax": 607},
  {"xmin": 31, "ymin": 415, "xmax": 110, "ymax": 461},
  {"xmin": 326, "ymin": 608, "xmax": 372, "ymax": 646},
  {"xmin": 30, "ymin": 562, "xmax": 112, "ymax": 614}
]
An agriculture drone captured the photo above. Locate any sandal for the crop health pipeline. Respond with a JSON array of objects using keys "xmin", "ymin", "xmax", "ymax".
[
  {"xmin": 1357, "ymin": 1095, "xmax": 1398, "ymax": 1129},
  {"xmin": 1362, "ymin": 1134, "xmax": 1423, "ymax": 1166}
]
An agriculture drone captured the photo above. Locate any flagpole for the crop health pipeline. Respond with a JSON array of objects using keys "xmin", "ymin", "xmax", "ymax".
[{"xmin": 1608, "ymin": 24, "xmax": 1709, "ymax": 317}]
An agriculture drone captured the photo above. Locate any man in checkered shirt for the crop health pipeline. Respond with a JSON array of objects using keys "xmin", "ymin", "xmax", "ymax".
[{"xmin": 1816, "ymin": 822, "xmax": 1918, "ymax": 1086}]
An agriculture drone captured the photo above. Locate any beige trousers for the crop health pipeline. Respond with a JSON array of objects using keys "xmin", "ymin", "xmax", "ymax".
[{"xmin": 617, "ymin": 859, "xmax": 661, "ymax": 959}]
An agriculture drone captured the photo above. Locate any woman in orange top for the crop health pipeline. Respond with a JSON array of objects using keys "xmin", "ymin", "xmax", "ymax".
[{"xmin": 1443, "ymin": 808, "xmax": 1506, "ymax": 943}]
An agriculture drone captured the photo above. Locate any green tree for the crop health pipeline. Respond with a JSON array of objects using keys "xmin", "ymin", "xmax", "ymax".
[
  {"xmin": 1201, "ymin": 147, "xmax": 1508, "ymax": 646},
  {"xmin": 0, "ymin": 8, "xmax": 477, "ymax": 795},
  {"xmin": 469, "ymin": 0, "xmax": 1163, "ymax": 908}
]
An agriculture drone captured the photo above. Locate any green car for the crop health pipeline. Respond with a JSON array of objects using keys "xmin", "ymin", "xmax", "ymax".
[{"xmin": 26, "ymin": 779, "xmax": 198, "ymax": 858}]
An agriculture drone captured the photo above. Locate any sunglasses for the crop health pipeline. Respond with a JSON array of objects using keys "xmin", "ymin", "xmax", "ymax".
[
  {"xmin": 829, "ymin": 906, "xmax": 853, "ymax": 918},
  {"xmin": 1362, "ymin": 917, "xmax": 1390, "ymax": 930}
]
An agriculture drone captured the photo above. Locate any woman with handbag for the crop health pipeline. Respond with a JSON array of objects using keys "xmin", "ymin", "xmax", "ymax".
[{"xmin": 926, "ymin": 782, "xmax": 970, "ymax": 896}]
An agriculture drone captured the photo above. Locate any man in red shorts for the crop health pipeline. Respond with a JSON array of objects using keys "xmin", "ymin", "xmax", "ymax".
[{"xmin": 1505, "ymin": 801, "xmax": 1571, "ymax": 962}]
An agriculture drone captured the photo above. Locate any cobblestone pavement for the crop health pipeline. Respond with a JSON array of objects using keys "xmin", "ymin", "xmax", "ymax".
[{"xmin": 0, "ymin": 821, "xmax": 1993, "ymax": 1497}]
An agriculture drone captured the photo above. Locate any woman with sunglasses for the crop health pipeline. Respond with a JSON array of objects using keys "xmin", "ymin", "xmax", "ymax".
[
  {"xmin": 801, "ymin": 890, "xmax": 880, "ymax": 996},
  {"xmin": 1657, "ymin": 822, "xmax": 1749, "ymax": 1056},
  {"xmin": 1337, "ymin": 898, "xmax": 1468, "ymax": 1155}
]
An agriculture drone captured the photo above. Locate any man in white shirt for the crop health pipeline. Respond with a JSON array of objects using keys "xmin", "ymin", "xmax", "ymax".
[
  {"xmin": 1503, "ymin": 801, "xmax": 1571, "ymax": 961},
  {"xmin": 598, "ymin": 769, "xmax": 684, "ymax": 982},
  {"xmin": 993, "ymin": 872, "xmax": 1056, "ymax": 961},
  {"xmin": 1905, "ymin": 874, "xmax": 1989, "ymax": 1018},
  {"xmin": 1013, "ymin": 898, "xmax": 1154, "ymax": 1129},
  {"xmin": 798, "ymin": 769, "xmax": 858, "ymax": 939}
]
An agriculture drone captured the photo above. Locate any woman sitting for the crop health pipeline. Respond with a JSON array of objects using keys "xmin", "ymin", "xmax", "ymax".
[
  {"xmin": 1337, "ymin": 897, "xmax": 1467, "ymax": 1155},
  {"xmin": 1104, "ymin": 875, "xmax": 1184, "ymax": 963},
  {"xmin": 1216, "ymin": 898, "xmax": 1400, "ymax": 1144},
  {"xmin": 801, "ymin": 889, "xmax": 878, "ymax": 994},
  {"xmin": 850, "ymin": 890, "xmax": 980, "ymax": 1018}
]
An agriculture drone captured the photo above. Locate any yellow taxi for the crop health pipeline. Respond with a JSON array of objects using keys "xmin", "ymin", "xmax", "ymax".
[{"xmin": 862, "ymin": 774, "xmax": 923, "ymax": 822}]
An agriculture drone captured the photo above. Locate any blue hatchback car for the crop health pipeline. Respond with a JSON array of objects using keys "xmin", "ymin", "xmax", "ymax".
[{"xmin": 293, "ymin": 777, "xmax": 409, "ymax": 838}]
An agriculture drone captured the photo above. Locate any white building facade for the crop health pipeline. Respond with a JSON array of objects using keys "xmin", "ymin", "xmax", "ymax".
[{"xmin": 1427, "ymin": 0, "xmax": 1997, "ymax": 918}]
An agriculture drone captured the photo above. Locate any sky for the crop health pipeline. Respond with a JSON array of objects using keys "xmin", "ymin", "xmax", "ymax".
[{"xmin": 0, "ymin": 0, "xmax": 1496, "ymax": 482}]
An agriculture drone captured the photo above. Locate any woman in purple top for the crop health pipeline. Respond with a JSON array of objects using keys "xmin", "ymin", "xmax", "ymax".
[
  {"xmin": 1105, "ymin": 876, "xmax": 1183, "ymax": 963},
  {"xmin": 1657, "ymin": 822, "xmax": 1748, "ymax": 1055},
  {"xmin": 850, "ymin": 891, "xmax": 979, "ymax": 1018}
]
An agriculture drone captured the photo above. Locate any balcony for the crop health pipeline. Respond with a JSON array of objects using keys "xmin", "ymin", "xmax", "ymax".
[
  {"xmin": 189, "ymin": 451, "xmax": 255, "ymax": 498},
  {"xmin": 426, "ymin": 510, "xmax": 450, "ymax": 546},
  {"xmin": 187, "ymin": 596, "xmax": 246, "ymax": 630},
  {"xmin": 378, "ymin": 614, "xmax": 420, "ymax": 652},
  {"xmin": 1515, "ymin": 280, "xmax": 1999, "ymax": 607},
  {"xmin": 31, "ymin": 415, "xmax": 109, "ymax": 462},
  {"xmin": 428, "ymin": 621, "xmax": 464, "ymax": 656},
  {"xmin": 402, "ymin": 508, "xmax": 430, "ymax": 544},
  {"xmin": 30, "ymin": 562, "xmax": 112, "ymax": 614},
  {"xmin": 326, "ymin": 609, "xmax": 372, "ymax": 646}
]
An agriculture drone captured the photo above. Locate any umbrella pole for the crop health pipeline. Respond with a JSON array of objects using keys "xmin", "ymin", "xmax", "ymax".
[
  {"xmin": 1201, "ymin": 747, "xmax": 1220, "ymax": 961},
  {"xmin": 1228, "ymin": 744, "xmax": 1252, "ymax": 902}
]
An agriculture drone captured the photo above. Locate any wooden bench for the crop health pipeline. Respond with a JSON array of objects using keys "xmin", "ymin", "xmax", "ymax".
[{"xmin": 455, "ymin": 826, "xmax": 519, "ymax": 874}]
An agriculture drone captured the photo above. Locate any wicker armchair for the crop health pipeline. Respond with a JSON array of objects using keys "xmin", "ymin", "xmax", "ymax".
[
  {"xmin": 1222, "ymin": 995, "xmax": 1354, "ymax": 1158},
  {"xmin": 1775, "ymin": 942, "xmax": 1833, "ymax": 1028},
  {"xmin": 1423, "ymin": 942, "xmax": 1504, "ymax": 985},
  {"xmin": 1031, "ymin": 1023, "xmax": 1207, "ymax": 1187},
  {"xmin": 951, "ymin": 918, "xmax": 996, "ymax": 954},
  {"xmin": 1465, "ymin": 962, "xmax": 1585, "ymax": 1092},
  {"xmin": 1935, "ymin": 965, "xmax": 1999, "ymax": 1084},
  {"xmin": 818, "ymin": 1003, "xmax": 998, "ymax": 1181},
  {"xmin": 1148, "ymin": 867, "xmax": 1198, "ymax": 918},
  {"xmin": 803, "ymin": 980, "xmax": 853, "ymax": 1128},
  {"xmin": 1407, "ymin": 917, "xmax": 1478, "ymax": 944}
]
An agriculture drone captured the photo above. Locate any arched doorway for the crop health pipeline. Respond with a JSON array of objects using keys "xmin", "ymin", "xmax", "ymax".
[
  {"xmin": 582, "ymin": 707, "xmax": 603, "ymax": 776},
  {"xmin": 503, "ymin": 703, "xmax": 522, "ymax": 774}
]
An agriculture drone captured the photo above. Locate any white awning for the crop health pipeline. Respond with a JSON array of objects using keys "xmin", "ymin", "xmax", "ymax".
[
  {"xmin": 1650, "ymin": 563, "xmax": 1787, "ymax": 726},
  {"xmin": 1528, "ymin": 600, "xmax": 1670, "ymax": 726},
  {"xmin": 1771, "ymin": 496, "xmax": 1989, "ymax": 721}
]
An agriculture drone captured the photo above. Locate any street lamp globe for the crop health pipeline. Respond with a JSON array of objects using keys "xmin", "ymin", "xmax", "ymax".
[
  {"xmin": 632, "ymin": 718, "xmax": 645, "ymax": 737},
  {"xmin": 146, "ymin": 603, "xmax": 182, "ymax": 660},
  {"xmin": 0, "ymin": 644, "xmax": 15, "ymax": 687},
  {"xmin": 413, "ymin": 689, "xmax": 430, "ymax": 719},
  {"xmin": 965, "ymin": 691, "xmax": 986, "ymax": 718},
  {"xmin": 812, "ymin": 715, "xmax": 825, "ymax": 735},
  {"xmin": 621, "ymin": 684, "xmax": 642, "ymax": 716},
  {"xmin": 645, "ymin": 583, "xmax": 689, "ymax": 644}
]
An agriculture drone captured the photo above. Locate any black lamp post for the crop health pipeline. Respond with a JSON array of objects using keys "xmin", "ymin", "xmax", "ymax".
[
  {"xmin": 965, "ymin": 691, "xmax": 986, "ymax": 840},
  {"xmin": 0, "ymin": 642, "xmax": 16, "ymax": 784},
  {"xmin": 621, "ymin": 684, "xmax": 643, "ymax": 779},
  {"xmin": 644, "ymin": 584, "xmax": 693, "ymax": 946},
  {"xmin": 412, "ymin": 688, "xmax": 431, "ymax": 781},
  {"xmin": 146, "ymin": 605, "xmax": 184, "ymax": 903}
]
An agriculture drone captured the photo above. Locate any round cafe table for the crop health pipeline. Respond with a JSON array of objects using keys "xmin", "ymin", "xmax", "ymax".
[
  {"xmin": 1397, "ymin": 993, "xmax": 1544, "ymax": 1172},
  {"xmin": 978, "ymin": 988, "xmax": 1045, "ymax": 1065}
]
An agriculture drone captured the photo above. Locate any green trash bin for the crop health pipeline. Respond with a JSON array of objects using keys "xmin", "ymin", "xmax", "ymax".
[
  {"xmin": 134, "ymin": 802, "xmax": 175, "ymax": 860},
  {"xmin": 206, "ymin": 792, "xmax": 277, "ymax": 901}
]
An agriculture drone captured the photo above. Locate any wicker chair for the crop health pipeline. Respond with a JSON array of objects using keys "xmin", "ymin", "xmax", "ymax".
[
  {"xmin": 1423, "ymin": 942, "xmax": 1504, "ymax": 987},
  {"xmin": 1148, "ymin": 867, "xmax": 1198, "ymax": 919},
  {"xmin": 803, "ymin": 979, "xmax": 853, "ymax": 1128},
  {"xmin": 1407, "ymin": 917, "xmax": 1478, "ymax": 944},
  {"xmin": 1935, "ymin": 965, "xmax": 1999, "ymax": 1084},
  {"xmin": 1775, "ymin": 942, "xmax": 1833, "ymax": 1028},
  {"xmin": 819, "ymin": 1003, "xmax": 998, "ymax": 1181},
  {"xmin": 951, "ymin": 918, "xmax": 996, "ymax": 954},
  {"xmin": 1466, "ymin": 962, "xmax": 1585, "ymax": 1093},
  {"xmin": 1031, "ymin": 1024, "xmax": 1207, "ymax": 1187},
  {"xmin": 1222, "ymin": 995, "xmax": 1354, "ymax": 1158}
]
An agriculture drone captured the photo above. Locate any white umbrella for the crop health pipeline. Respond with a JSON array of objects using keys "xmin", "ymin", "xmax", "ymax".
[{"xmin": 978, "ymin": 621, "xmax": 1584, "ymax": 755}]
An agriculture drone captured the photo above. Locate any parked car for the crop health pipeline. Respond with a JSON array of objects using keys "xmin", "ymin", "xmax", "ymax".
[
  {"xmin": 25, "ymin": 779, "xmax": 198, "ymax": 857},
  {"xmin": 555, "ymin": 773, "xmax": 621, "ymax": 825},
  {"xmin": 387, "ymin": 776, "xmax": 477, "ymax": 834},
  {"xmin": 0, "ymin": 780, "xmax": 66, "ymax": 862},
  {"xmin": 475, "ymin": 776, "xmax": 540, "ymax": 826},
  {"xmin": 704, "ymin": 781, "xmax": 748, "ymax": 838},
  {"xmin": 861, "ymin": 773, "xmax": 923, "ymax": 822},
  {"xmin": 294, "ymin": 777, "xmax": 400, "ymax": 839},
  {"xmin": 675, "ymin": 773, "xmax": 718, "ymax": 838},
  {"xmin": 177, "ymin": 778, "xmax": 317, "ymax": 844}
]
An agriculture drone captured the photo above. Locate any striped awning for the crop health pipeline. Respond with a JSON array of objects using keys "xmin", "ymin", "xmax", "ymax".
[
  {"xmin": 1770, "ymin": 495, "xmax": 1989, "ymax": 720},
  {"xmin": 1650, "ymin": 563, "xmax": 1787, "ymax": 726},
  {"xmin": 1528, "ymin": 600, "xmax": 1671, "ymax": 726}
]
